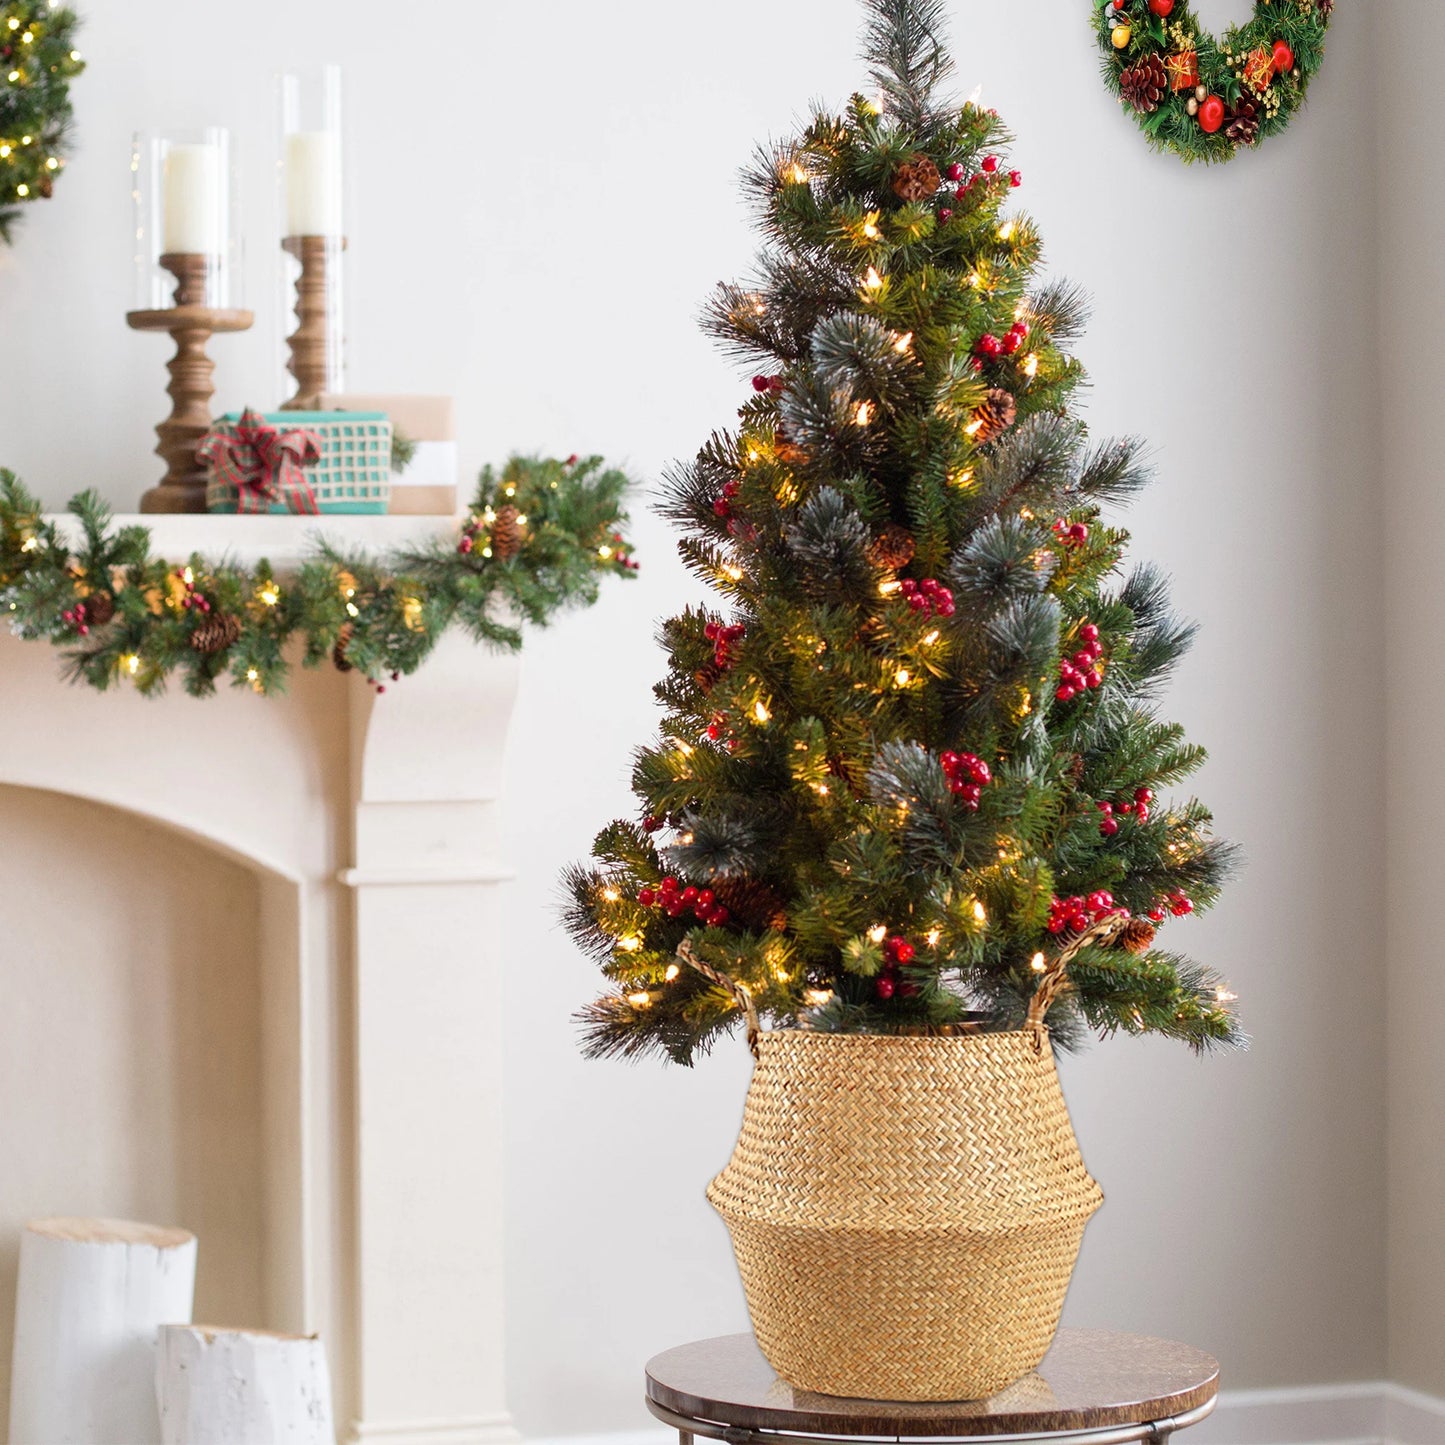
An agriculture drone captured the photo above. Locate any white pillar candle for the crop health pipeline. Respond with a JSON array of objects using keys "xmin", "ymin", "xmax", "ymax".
[
  {"xmin": 285, "ymin": 130, "xmax": 342, "ymax": 237},
  {"xmin": 162, "ymin": 142, "xmax": 221, "ymax": 255}
]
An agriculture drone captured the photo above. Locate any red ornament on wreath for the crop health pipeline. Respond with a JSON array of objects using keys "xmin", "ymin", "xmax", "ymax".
[
  {"xmin": 1198, "ymin": 94, "xmax": 1225, "ymax": 133},
  {"xmin": 1148, "ymin": 0, "xmax": 1173, "ymax": 15},
  {"xmin": 1165, "ymin": 49, "xmax": 1199, "ymax": 92},
  {"xmin": 1272, "ymin": 39, "xmax": 1294, "ymax": 74}
]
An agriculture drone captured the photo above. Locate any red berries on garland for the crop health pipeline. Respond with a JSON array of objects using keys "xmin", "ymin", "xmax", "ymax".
[
  {"xmin": 876, "ymin": 933, "xmax": 919, "ymax": 1001},
  {"xmin": 940, "ymin": 750, "xmax": 991, "ymax": 808},
  {"xmin": 946, "ymin": 162, "xmax": 965, "ymax": 182},
  {"xmin": 981, "ymin": 155, "xmax": 999, "ymax": 173},
  {"xmin": 976, "ymin": 332, "xmax": 1003, "ymax": 359},
  {"xmin": 1057, "ymin": 621, "xmax": 1105, "ymax": 702},
  {"xmin": 899, "ymin": 577, "xmax": 955, "ymax": 617},
  {"xmin": 704, "ymin": 618, "xmax": 746, "ymax": 669},
  {"xmin": 1098, "ymin": 785, "xmax": 1154, "ymax": 836},
  {"xmin": 712, "ymin": 479, "xmax": 741, "ymax": 519},
  {"xmin": 1047, "ymin": 891, "xmax": 1126, "ymax": 935},
  {"xmin": 1147, "ymin": 890, "xmax": 1195, "ymax": 922},
  {"xmin": 1053, "ymin": 517, "xmax": 1089, "ymax": 547},
  {"xmin": 644, "ymin": 876, "xmax": 731, "ymax": 928},
  {"xmin": 1002, "ymin": 319, "xmax": 1030, "ymax": 355},
  {"xmin": 60, "ymin": 600, "xmax": 91, "ymax": 636},
  {"xmin": 752, "ymin": 374, "xmax": 784, "ymax": 394}
]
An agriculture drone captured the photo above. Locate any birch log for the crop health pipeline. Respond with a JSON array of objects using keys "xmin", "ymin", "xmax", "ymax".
[
  {"xmin": 156, "ymin": 1325, "xmax": 335, "ymax": 1445},
  {"xmin": 8, "ymin": 1217, "xmax": 197, "ymax": 1445}
]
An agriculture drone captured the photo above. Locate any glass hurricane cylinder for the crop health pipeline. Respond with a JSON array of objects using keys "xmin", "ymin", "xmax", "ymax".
[
  {"xmin": 277, "ymin": 64, "xmax": 346, "ymax": 407},
  {"xmin": 131, "ymin": 129, "xmax": 241, "ymax": 310}
]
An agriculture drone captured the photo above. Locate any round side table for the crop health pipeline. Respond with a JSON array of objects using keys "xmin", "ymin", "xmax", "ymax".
[{"xmin": 646, "ymin": 1329, "xmax": 1219, "ymax": 1445}]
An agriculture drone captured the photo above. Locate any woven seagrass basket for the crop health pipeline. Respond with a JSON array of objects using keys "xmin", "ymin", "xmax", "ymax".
[{"xmin": 707, "ymin": 1028, "xmax": 1101, "ymax": 1402}]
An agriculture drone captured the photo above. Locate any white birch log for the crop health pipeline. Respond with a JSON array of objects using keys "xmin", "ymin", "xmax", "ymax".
[
  {"xmin": 156, "ymin": 1325, "xmax": 334, "ymax": 1445},
  {"xmin": 8, "ymin": 1217, "xmax": 197, "ymax": 1445}
]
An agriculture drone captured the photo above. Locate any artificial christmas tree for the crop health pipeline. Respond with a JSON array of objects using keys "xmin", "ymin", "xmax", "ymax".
[{"xmin": 565, "ymin": 0, "xmax": 1241, "ymax": 1399}]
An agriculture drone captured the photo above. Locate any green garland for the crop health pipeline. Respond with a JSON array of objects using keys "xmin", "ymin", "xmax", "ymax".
[
  {"xmin": 0, "ymin": 0, "xmax": 84, "ymax": 243},
  {"xmin": 1095, "ymin": 0, "xmax": 1331, "ymax": 164},
  {"xmin": 0, "ymin": 454, "xmax": 637, "ymax": 697}
]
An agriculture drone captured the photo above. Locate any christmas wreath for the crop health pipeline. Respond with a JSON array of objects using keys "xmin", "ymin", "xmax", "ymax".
[
  {"xmin": 0, "ymin": 0, "xmax": 85, "ymax": 243},
  {"xmin": 0, "ymin": 454, "xmax": 637, "ymax": 698},
  {"xmin": 1095, "ymin": 0, "xmax": 1332, "ymax": 163}
]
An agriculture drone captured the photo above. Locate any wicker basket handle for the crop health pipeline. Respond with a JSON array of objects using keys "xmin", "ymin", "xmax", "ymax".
[
  {"xmin": 1025, "ymin": 913, "xmax": 1130, "ymax": 1049},
  {"xmin": 677, "ymin": 940, "xmax": 761, "ymax": 1060}
]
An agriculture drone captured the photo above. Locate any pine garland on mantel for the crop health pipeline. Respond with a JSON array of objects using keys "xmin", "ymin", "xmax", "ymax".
[{"xmin": 0, "ymin": 454, "xmax": 637, "ymax": 698}]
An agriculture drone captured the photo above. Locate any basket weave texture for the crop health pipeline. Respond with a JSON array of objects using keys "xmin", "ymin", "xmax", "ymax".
[{"xmin": 707, "ymin": 1029, "xmax": 1102, "ymax": 1402}]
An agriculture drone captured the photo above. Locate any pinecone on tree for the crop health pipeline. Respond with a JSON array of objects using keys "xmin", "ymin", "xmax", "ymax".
[
  {"xmin": 1119, "ymin": 54, "xmax": 1168, "ymax": 114},
  {"xmin": 970, "ymin": 388, "xmax": 1018, "ymax": 444},
  {"xmin": 713, "ymin": 876, "xmax": 790, "ymax": 932},
  {"xmin": 333, "ymin": 622, "xmax": 355, "ymax": 672},
  {"xmin": 85, "ymin": 590, "xmax": 116, "ymax": 626},
  {"xmin": 773, "ymin": 423, "xmax": 810, "ymax": 465},
  {"xmin": 490, "ymin": 503, "xmax": 525, "ymax": 561},
  {"xmin": 1316, "ymin": 0, "xmax": 1332, "ymax": 13},
  {"xmin": 1225, "ymin": 97, "xmax": 1260, "ymax": 145},
  {"xmin": 189, "ymin": 612, "xmax": 242, "ymax": 657},
  {"xmin": 867, "ymin": 523, "xmax": 916, "ymax": 569},
  {"xmin": 1116, "ymin": 919, "xmax": 1158, "ymax": 955},
  {"xmin": 890, "ymin": 153, "xmax": 941, "ymax": 202},
  {"xmin": 694, "ymin": 660, "xmax": 724, "ymax": 693}
]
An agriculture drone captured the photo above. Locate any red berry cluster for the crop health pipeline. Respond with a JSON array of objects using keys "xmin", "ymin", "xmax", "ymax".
[
  {"xmin": 1097, "ymin": 785, "xmax": 1154, "ymax": 838},
  {"xmin": 712, "ymin": 479, "xmax": 741, "ymax": 519},
  {"xmin": 940, "ymin": 750, "xmax": 991, "ymax": 809},
  {"xmin": 875, "ymin": 933, "xmax": 917, "ymax": 1001},
  {"xmin": 975, "ymin": 319, "xmax": 1030, "ymax": 362},
  {"xmin": 637, "ymin": 876, "xmax": 731, "ymax": 928},
  {"xmin": 1047, "ymin": 890, "xmax": 1126, "ymax": 935},
  {"xmin": 705, "ymin": 712, "xmax": 741, "ymax": 751},
  {"xmin": 175, "ymin": 569, "xmax": 213, "ymax": 614},
  {"xmin": 606, "ymin": 530, "xmax": 640, "ymax": 572},
  {"xmin": 1057, "ymin": 623, "xmax": 1104, "ymax": 702},
  {"xmin": 898, "ymin": 577, "xmax": 955, "ymax": 617},
  {"xmin": 1147, "ymin": 890, "xmax": 1194, "ymax": 923},
  {"xmin": 1052, "ymin": 517, "xmax": 1089, "ymax": 547},
  {"xmin": 751, "ymin": 374, "xmax": 785, "ymax": 394},
  {"xmin": 704, "ymin": 618, "xmax": 745, "ymax": 669},
  {"xmin": 944, "ymin": 155, "xmax": 1023, "ymax": 208},
  {"xmin": 59, "ymin": 599, "xmax": 94, "ymax": 636}
]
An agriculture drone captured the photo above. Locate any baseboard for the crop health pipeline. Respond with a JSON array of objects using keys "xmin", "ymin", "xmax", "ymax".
[
  {"xmin": 523, "ymin": 1383, "xmax": 1445, "ymax": 1445},
  {"xmin": 349, "ymin": 1414, "xmax": 521, "ymax": 1445}
]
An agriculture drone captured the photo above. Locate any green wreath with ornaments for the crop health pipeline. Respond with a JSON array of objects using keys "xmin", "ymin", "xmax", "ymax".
[
  {"xmin": 1095, "ymin": 0, "xmax": 1332, "ymax": 164},
  {"xmin": 0, "ymin": 454, "xmax": 636, "ymax": 699},
  {"xmin": 0, "ymin": 0, "xmax": 85, "ymax": 243}
]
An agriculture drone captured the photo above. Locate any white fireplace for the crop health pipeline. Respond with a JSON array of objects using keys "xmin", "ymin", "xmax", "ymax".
[{"xmin": 0, "ymin": 513, "xmax": 521, "ymax": 1445}]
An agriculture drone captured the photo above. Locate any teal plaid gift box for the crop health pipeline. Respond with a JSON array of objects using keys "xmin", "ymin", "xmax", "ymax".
[{"xmin": 204, "ymin": 410, "xmax": 392, "ymax": 515}]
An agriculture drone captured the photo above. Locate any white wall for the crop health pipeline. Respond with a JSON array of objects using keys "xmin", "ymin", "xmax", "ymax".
[{"xmin": 0, "ymin": 0, "xmax": 1425, "ymax": 1438}]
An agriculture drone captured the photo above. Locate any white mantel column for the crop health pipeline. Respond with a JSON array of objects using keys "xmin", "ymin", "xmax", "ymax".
[{"xmin": 344, "ymin": 630, "xmax": 521, "ymax": 1445}]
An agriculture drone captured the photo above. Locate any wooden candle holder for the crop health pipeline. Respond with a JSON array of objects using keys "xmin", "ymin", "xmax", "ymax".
[
  {"xmin": 126, "ymin": 254, "xmax": 253, "ymax": 514},
  {"xmin": 281, "ymin": 235, "xmax": 345, "ymax": 411}
]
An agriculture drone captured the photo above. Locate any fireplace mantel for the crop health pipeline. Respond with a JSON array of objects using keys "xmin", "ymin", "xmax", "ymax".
[{"xmin": 2, "ymin": 514, "xmax": 520, "ymax": 1445}]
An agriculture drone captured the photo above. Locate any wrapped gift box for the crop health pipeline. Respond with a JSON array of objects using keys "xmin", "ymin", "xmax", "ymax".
[
  {"xmin": 204, "ymin": 411, "xmax": 392, "ymax": 515},
  {"xmin": 316, "ymin": 393, "xmax": 458, "ymax": 515}
]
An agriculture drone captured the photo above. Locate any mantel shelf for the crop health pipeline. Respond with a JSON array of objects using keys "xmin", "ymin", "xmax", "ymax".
[{"xmin": 43, "ymin": 511, "xmax": 461, "ymax": 570}]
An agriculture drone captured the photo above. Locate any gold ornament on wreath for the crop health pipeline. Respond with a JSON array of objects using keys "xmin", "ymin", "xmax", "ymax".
[{"xmin": 1094, "ymin": 0, "xmax": 1332, "ymax": 164}]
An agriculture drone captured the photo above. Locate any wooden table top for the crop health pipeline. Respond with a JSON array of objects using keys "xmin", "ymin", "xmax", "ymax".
[{"xmin": 645, "ymin": 1329, "xmax": 1220, "ymax": 1437}]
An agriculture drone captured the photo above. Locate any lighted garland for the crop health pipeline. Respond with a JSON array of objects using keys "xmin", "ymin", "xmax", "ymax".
[
  {"xmin": 0, "ymin": 0, "xmax": 84, "ymax": 243},
  {"xmin": 0, "ymin": 455, "xmax": 636, "ymax": 698},
  {"xmin": 1095, "ymin": 0, "xmax": 1331, "ymax": 164}
]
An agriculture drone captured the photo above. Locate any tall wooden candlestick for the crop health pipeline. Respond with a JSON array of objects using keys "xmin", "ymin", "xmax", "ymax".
[
  {"xmin": 126, "ymin": 254, "xmax": 253, "ymax": 514},
  {"xmin": 281, "ymin": 235, "xmax": 345, "ymax": 410}
]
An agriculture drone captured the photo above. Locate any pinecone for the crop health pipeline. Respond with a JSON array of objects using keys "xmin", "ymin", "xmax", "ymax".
[
  {"xmin": 890, "ymin": 153, "xmax": 941, "ymax": 202},
  {"xmin": 490, "ymin": 503, "xmax": 525, "ymax": 561},
  {"xmin": 970, "ymin": 388, "xmax": 1018, "ymax": 444},
  {"xmin": 189, "ymin": 612, "xmax": 242, "ymax": 657},
  {"xmin": 84, "ymin": 590, "xmax": 116, "ymax": 626},
  {"xmin": 1120, "ymin": 53, "xmax": 1168, "ymax": 114},
  {"xmin": 1116, "ymin": 919, "xmax": 1158, "ymax": 955},
  {"xmin": 867, "ymin": 523, "xmax": 916, "ymax": 570},
  {"xmin": 773, "ymin": 424, "xmax": 809, "ymax": 465},
  {"xmin": 1066, "ymin": 753, "xmax": 1087, "ymax": 785},
  {"xmin": 1316, "ymin": 0, "xmax": 1332, "ymax": 13},
  {"xmin": 1225, "ymin": 98, "xmax": 1260, "ymax": 146},
  {"xmin": 693, "ymin": 660, "xmax": 723, "ymax": 693},
  {"xmin": 333, "ymin": 622, "xmax": 355, "ymax": 672},
  {"xmin": 712, "ymin": 876, "xmax": 789, "ymax": 932}
]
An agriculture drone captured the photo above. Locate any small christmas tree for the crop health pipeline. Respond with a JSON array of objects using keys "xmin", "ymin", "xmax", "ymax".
[{"xmin": 565, "ymin": 0, "xmax": 1241, "ymax": 1066}]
